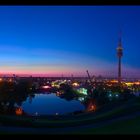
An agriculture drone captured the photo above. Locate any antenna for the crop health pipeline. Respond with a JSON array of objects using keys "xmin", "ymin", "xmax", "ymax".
[{"xmin": 118, "ymin": 29, "xmax": 122, "ymax": 47}]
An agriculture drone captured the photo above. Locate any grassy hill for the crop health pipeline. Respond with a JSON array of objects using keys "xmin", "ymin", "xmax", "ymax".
[{"xmin": 0, "ymin": 96, "xmax": 140, "ymax": 134}]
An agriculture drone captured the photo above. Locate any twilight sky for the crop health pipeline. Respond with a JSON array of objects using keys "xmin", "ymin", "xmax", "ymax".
[{"xmin": 0, "ymin": 6, "xmax": 140, "ymax": 77}]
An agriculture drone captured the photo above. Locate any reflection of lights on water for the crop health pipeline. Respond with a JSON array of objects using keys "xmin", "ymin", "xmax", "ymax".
[
  {"xmin": 56, "ymin": 91, "xmax": 60, "ymax": 96},
  {"xmin": 56, "ymin": 91, "xmax": 64, "ymax": 96}
]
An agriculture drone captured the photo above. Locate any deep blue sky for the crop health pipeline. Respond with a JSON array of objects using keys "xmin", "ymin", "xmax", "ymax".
[{"xmin": 0, "ymin": 6, "xmax": 140, "ymax": 77}]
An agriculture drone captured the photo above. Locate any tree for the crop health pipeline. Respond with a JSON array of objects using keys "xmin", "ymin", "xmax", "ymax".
[{"xmin": 59, "ymin": 83, "xmax": 78, "ymax": 100}]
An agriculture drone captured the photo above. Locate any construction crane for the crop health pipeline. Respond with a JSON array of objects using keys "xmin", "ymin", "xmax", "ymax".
[
  {"xmin": 86, "ymin": 70, "xmax": 93, "ymax": 85},
  {"xmin": 86, "ymin": 70, "xmax": 94, "ymax": 95}
]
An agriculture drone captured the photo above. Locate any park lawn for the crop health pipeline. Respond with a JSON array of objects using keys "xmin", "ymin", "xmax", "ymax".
[
  {"xmin": 0, "ymin": 103, "xmax": 139, "ymax": 128},
  {"xmin": 0, "ymin": 97, "xmax": 139, "ymax": 128},
  {"xmin": 71, "ymin": 116, "xmax": 140, "ymax": 134},
  {"xmin": 1, "ymin": 115, "xmax": 140, "ymax": 134},
  {"xmin": 29, "ymin": 100, "xmax": 140, "ymax": 127}
]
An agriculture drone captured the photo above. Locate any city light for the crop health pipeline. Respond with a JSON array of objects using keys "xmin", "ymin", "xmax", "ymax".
[
  {"xmin": 42, "ymin": 85, "xmax": 51, "ymax": 89},
  {"xmin": 116, "ymin": 94, "xmax": 119, "ymax": 97},
  {"xmin": 72, "ymin": 82, "xmax": 79, "ymax": 87},
  {"xmin": 109, "ymin": 94, "xmax": 112, "ymax": 97},
  {"xmin": 35, "ymin": 112, "xmax": 38, "ymax": 116},
  {"xmin": 77, "ymin": 88, "xmax": 88, "ymax": 95},
  {"xmin": 55, "ymin": 113, "xmax": 59, "ymax": 115},
  {"xmin": 78, "ymin": 97, "xmax": 85, "ymax": 102},
  {"xmin": 15, "ymin": 107, "xmax": 23, "ymax": 116}
]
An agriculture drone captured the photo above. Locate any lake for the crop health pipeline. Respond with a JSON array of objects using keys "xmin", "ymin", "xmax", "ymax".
[{"xmin": 21, "ymin": 93, "xmax": 85, "ymax": 116}]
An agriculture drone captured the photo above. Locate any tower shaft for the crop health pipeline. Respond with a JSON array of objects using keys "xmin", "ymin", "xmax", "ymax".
[
  {"xmin": 117, "ymin": 32, "xmax": 123, "ymax": 85},
  {"xmin": 118, "ymin": 57, "xmax": 121, "ymax": 84}
]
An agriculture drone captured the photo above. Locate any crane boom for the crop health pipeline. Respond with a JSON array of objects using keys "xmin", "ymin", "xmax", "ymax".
[{"xmin": 86, "ymin": 70, "xmax": 92, "ymax": 84}]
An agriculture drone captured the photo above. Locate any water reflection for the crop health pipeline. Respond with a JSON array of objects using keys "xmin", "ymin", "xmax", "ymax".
[
  {"xmin": 22, "ymin": 93, "xmax": 85, "ymax": 115},
  {"xmin": 0, "ymin": 90, "xmax": 96, "ymax": 116},
  {"xmin": 0, "ymin": 90, "xmax": 30, "ymax": 116},
  {"xmin": 0, "ymin": 93, "xmax": 88, "ymax": 115}
]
